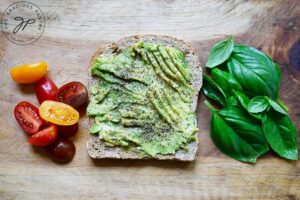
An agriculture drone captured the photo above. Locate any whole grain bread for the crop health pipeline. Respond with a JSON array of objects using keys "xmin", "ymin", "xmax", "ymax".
[{"xmin": 87, "ymin": 35, "xmax": 202, "ymax": 161}]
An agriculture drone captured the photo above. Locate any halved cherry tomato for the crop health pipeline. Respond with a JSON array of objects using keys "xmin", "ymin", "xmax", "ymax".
[
  {"xmin": 39, "ymin": 100, "xmax": 79, "ymax": 125},
  {"xmin": 57, "ymin": 82, "xmax": 88, "ymax": 108},
  {"xmin": 58, "ymin": 123, "xmax": 79, "ymax": 138},
  {"xmin": 28, "ymin": 125, "xmax": 58, "ymax": 147},
  {"xmin": 35, "ymin": 77, "xmax": 58, "ymax": 104},
  {"xmin": 10, "ymin": 61, "xmax": 48, "ymax": 84},
  {"xmin": 14, "ymin": 102, "xmax": 44, "ymax": 134}
]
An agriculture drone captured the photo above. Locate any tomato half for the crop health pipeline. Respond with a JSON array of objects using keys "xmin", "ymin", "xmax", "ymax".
[
  {"xmin": 10, "ymin": 61, "xmax": 48, "ymax": 84},
  {"xmin": 58, "ymin": 123, "xmax": 79, "ymax": 138},
  {"xmin": 39, "ymin": 100, "xmax": 79, "ymax": 125},
  {"xmin": 28, "ymin": 125, "xmax": 58, "ymax": 147},
  {"xmin": 14, "ymin": 102, "xmax": 44, "ymax": 134},
  {"xmin": 35, "ymin": 77, "xmax": 58, "ymax": 104},
  {"xmin": 57, "ymin": 82, "xmax": 88, "ymax": 108}
]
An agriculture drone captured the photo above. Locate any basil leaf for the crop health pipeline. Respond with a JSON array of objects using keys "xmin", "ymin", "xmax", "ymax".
[
  {"xmin": 227, "ymin": 45, "xmax": 280, "ymax": 99},
  {"xmin": 262, "ymin": 112, "xmax": 298, "ymax": 160},
  {"xmin": 232, "ymin": 91, "xmax": 261, "ymax": 120},
  {"xmin": 211, "ymin": 68, "xmax": 242, "ymax": 95},
  {"xmin": 233, "ymin": 91, "xmax": 249, "ymax": 110},
  {"xmin": 277, "ymin": 98, "xmax": 289, "ymax": 112},
  {"xmin": 202, "ymin": 75, "xmax": 227, "ymax": 106},
  {"xmin": 264, "ymin": 52, "xmax": 282, "ymax": 84},
  {"xmin": 247, "ymin": 96, "xmax": 288, "ymax": 115},
  {"xmin": 206, "ymin": 37, "xmax": 234, "ymax": 68},
  {"xmin": 267, "ymin": 98, "xmax": 288, "ymax": 115},
  {"xmin": 274, "ymin": 63, "xmax": 282, "ymax": 84},
  {"xmin": 247, "ymin": 96, "xmax": 269, "ymax": 113},
  {"xmin": 205, "ymin": 101, "xmax": 269, "ymax": 163},
  {"xmin": 227, "ymin": 96, "xmax": 239, "ymax": 107}
]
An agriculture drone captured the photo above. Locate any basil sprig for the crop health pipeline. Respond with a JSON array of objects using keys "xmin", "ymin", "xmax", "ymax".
[{"xmin": 202, "ymin": 37, "xmax": 298, "ymax": 162}]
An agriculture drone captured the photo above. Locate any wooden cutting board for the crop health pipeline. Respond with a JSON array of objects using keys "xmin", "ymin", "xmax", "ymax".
[{"xmin": 0, "ymin": 0, "xmax": 299, "ymax": 199}]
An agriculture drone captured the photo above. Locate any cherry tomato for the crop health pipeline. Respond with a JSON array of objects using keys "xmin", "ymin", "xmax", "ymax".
[
  {"xmin": 14, "ymin": 102, "xmax": 44, "ymax": 134},
  {"xmin": 35, "ymin": 77, "xmax": 58, "ymax": 104},
  {"xmin": 47, "ymin": 138, "xmax": 75, "ymax": 162},
  {"xmin": 58, "ymin": 123, "xmax": 79, "ymax": 138},
  {"xmin": 39, "ymin": 100, "xmax": 79, "ymax": 125},
  {"xmin": 28, "ymin": 125, "xmax": 58, "ymax": 147},
  {"xmin": 57, "ymin": 82, "xmax": 88, "ymax": 108},
  {"xmin": 10, "ymin": 61, "xmax": 48, "ymax": 84}
]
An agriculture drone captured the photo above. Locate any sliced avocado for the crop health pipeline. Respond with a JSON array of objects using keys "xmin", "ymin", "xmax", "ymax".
[{"xmin": 88, "ymin": 41, "xmax": 197, "ymax": 156}]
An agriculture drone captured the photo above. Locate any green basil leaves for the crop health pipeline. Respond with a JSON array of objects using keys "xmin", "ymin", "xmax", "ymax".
[
  {"xmin": 247, "ymin": 96, "xmax": 269, "ymax": 113},
  {"xmin": 202, "ymin": 37, "xmax": 298, "ymax": 162},
  {"xmin": 262, "ymin": 112, "xmax": 298, "ymax": 160},
  {"xmin": 202, "ymin": 74, "xmax": 227, "ymax": 106},
  {"xmin": 267, "ymin": 98, "xmax": 288, "ymax": 115},
  {"xmin": 211, "ymin": 68, "xmax": 242, "ymax": 95},
  {"xmin": 228, "ymin": 45, "xmax": 280, "ymax": 99},
  {"xmin": 206, "ymin": 37, "xmax": 234, "ymax": 68},
  {"xmin": 205, "ymin": 101, "xmax": 268, "ymax": 163},
  {"xmin": 247, "ymin": 96, "xmax": 288, "ymax": 116}
]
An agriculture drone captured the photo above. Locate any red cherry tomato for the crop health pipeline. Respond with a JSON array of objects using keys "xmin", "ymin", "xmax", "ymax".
[
  {"xmin": 35, "ymin": 77, "xmax": 58, "ymax": 104},
  {"xmin": 58, "ymin": 123, "xmax": 79, "ymax": 138},
  {"xmin": 47, "ymin": 138, "xmax": 76, "ymax": 162},
  {"xmin": 57, "ymin": 82, "xmax": 88, "ymax": 108},
  {"xmin": 14, "ymin": 101, "xmax": 44, "ymax": 134},
  {"xmin": 28, "ymin": 125, "xmax": 58, "ymax": 147}
]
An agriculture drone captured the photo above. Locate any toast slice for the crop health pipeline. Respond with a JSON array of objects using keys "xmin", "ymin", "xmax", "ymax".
[{"xmin": 87, "ymin": 35, "xmax": 202, "ymax": 161}]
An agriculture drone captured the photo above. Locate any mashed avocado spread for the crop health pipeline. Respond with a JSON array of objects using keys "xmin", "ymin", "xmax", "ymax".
[{"xmin": 87, "ymin": 42, "xmax": 198, "ymax": 156}]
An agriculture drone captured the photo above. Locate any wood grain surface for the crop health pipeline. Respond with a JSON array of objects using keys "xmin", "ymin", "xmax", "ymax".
[{"xmin": 0, "ymin": 0, "xmax": 300, "ymax": 199}]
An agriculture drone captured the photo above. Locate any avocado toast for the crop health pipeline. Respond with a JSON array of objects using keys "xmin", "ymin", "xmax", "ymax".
[{"xmin": 87, "ymin": 35, "xmax": 202, "ymax": 161}]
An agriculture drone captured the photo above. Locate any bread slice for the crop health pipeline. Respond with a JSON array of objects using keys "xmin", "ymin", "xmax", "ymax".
[{"xmin": 87, "ymin": 35, "xmax": 202, "ymax": 161}]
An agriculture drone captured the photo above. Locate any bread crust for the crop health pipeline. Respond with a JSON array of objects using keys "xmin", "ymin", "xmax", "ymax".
[{"xmin": 87, "ymin": 35, "xmax": 202, "ymax": 161}]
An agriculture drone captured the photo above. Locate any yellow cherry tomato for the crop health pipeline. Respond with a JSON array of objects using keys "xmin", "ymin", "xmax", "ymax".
[
  {"xmin": 39, "ymin": 100, "xmax": 79, "ymax": 125},
  {"xmin": 10, "ymin": 61, "xmax": 48, "ymax": 84}
]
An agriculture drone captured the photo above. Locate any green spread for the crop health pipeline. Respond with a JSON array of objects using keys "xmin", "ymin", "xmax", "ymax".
[{"xmin": 87, "ymin": 41, "xmax": 198, "ymax": 156}]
